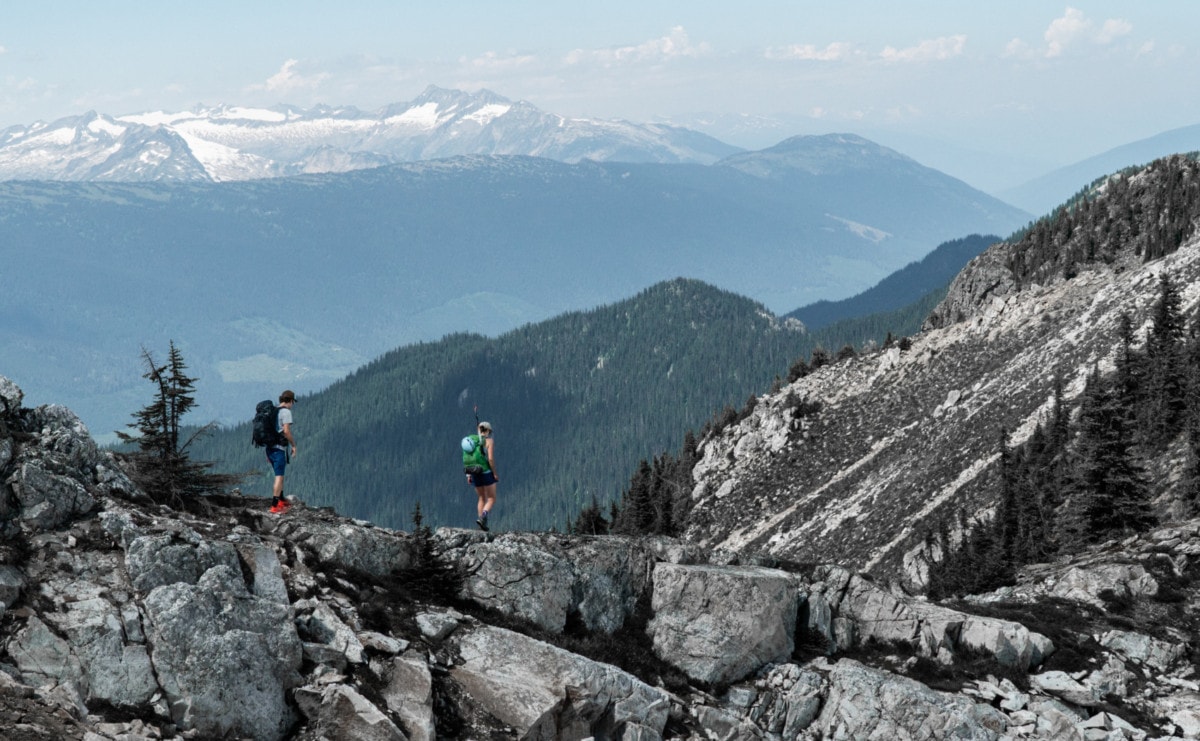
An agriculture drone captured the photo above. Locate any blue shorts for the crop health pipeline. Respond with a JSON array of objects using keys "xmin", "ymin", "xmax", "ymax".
[
  {"xmin": 469, "ymin": 470, "xmax": 496, "ymax": 487},
  {"xmin": 267, "ymin": 448, "xmax": 288, "ymax": 476}
]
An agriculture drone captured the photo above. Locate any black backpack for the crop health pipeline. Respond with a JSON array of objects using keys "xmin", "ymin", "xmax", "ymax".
[{"xmin": 251, "ymin": 400, "xmax": 285, "ymax": 448}]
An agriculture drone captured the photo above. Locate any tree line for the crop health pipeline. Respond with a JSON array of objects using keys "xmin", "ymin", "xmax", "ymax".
[{"xmin": 927, "ymin": 273, "xmax": 1200, "ymax": 598}]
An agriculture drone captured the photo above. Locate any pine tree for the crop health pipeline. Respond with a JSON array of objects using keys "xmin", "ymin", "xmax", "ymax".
[
  {"xmin": 572, "ymin": 495, "xmax": 610, "ymax": 535},
  {"xmin": 613, "ymin": 459, "xmax": 655, "ymax": 534},
  {"xmin": 1060, "ymin": 367, "xmax": 1156, "ymax": 545},
  {"xmin": 115, "ymin": 342, "xmax": 239, "ymax": 505},
  {"xmin": 1141, "ymin": 274, "xmax": 1188, "ymax": 446}
]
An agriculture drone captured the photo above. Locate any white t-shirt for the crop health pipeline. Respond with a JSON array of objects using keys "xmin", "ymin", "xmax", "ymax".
[{"xmin": 274, "ymin": 407, "xmax": 293, "ymax": 449}]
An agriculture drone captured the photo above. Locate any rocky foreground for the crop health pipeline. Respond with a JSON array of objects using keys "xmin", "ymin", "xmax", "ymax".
[{"xmin": 3, "ymin": 374, "xmax": 1200, "ymax": 740}]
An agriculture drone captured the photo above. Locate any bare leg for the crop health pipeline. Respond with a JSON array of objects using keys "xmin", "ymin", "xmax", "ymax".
[{"xmin": 480, "ymin": 483, "xmax": 496, "ymax": 518}]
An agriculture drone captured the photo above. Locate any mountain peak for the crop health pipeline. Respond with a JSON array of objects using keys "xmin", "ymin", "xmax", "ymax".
[
  {"xmin": 0, "ymin": 88, "xmax": 741, "ymax": 182},
  {"xmin": 717, "ymin": 132, "xmax": 915, "ymax": 177}
]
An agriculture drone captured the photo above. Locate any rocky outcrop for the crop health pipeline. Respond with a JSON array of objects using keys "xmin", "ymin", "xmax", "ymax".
[
  {"xmin": 684, "ymin": 221, "xmax": 1200, "ymax": 591},
  {"xmin": 3, "ymin": 374, "xmax": 1199, "ymax": 739},
  {"xmin": 649, "ymin": 563, "xmax": 799, "ymax": 685}
]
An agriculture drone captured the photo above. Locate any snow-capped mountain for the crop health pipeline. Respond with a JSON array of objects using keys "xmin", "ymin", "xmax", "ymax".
[{"xmin": 0, "ymin": 86, "xmax": 741, "ymax": 182}]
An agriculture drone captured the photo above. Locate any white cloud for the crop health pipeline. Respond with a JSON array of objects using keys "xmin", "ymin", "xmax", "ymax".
[
  {"xmin": 879, "ymin": 35, "xmax": 966, "ymax": 63},
  {"xmin": 565, "ymin": 26, "xmax": 708, "ymax": 66},
  {"xmin": 766, "ymin": 42, "xmax": 855, "ymax": 62},
  {"xmin": 463, "ymin": 50, "xmax": 538, "ymax": 72},
  {"xmin": 251, "ymin": 59, "xmax": 331, "ymax": 94},
  {"xmin": 1097, "ymin": 18, "xmax": 1133, "ymax": 44},
  {"xmin": 1044, "ymin": 7, "xmax": 1131, "ymax": 57},
  {"xmin": 1003, "ymin": 38, "xmax": 1033, "ymax": 59}
]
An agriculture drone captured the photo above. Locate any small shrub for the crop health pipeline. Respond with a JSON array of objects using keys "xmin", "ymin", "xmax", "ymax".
[{"xmin": 1098, "ymin": 588, "xmax": 1134, "ymax": 614}]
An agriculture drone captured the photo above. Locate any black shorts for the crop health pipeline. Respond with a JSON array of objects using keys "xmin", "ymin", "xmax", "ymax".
[{"xmin": 469, "ymin": 470, "xmax": 497, "ymax": 487}]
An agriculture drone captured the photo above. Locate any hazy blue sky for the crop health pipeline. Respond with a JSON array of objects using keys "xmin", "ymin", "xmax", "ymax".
[{"xmin": 2, "ymin": 2, "xmax": 1195, "ymax": 188}]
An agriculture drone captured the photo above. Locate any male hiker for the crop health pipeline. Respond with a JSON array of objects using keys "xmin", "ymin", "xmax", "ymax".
[
  {"xmin": 268, "ymin": 390, "xmax": 297, "ymax": 513},
  {"xmin": 463, "ymin": 420, "xmax": 497, "ymax": 530}
]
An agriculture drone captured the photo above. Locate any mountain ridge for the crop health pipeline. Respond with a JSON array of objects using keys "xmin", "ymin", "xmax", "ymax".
[
  {"xmin": 682, "ymin": 155, "xmax": 1200, "ymax": 586},
  {"xmin": 0, "ymin": 86, "xmax": 742, "ymax": 183},
  {"xmin": 3, "ymin": 139, "xmax": 1028, "ymax": 440}
]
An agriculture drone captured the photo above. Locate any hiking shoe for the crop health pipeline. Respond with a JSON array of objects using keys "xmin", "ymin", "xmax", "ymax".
[
  {"xmin": 269, "ymin": 500, "xmax": 290, "ymax": 514},
  {"xmin": 476, "ymin": 518, "xmax": 489, "ymax": 532}
]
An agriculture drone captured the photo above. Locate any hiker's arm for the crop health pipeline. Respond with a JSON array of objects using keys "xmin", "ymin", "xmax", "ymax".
[
  {"xmin": 486, "ymin": 438, "xmax": 497, "ymax": 477},
  {"xmin": 283, "ymin": 422, "xmax": 296, "ymax": 453}
]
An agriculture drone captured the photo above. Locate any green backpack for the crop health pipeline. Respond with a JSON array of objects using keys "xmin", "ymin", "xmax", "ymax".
[{"xmin": 461, "ymin": 434, "xmax": 490, "ymax": 475}]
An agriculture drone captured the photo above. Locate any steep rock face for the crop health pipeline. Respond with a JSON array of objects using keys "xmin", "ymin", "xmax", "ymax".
[{"xmin": 684, "ymin": 208, "xmax": 1200, "ymax": 586}]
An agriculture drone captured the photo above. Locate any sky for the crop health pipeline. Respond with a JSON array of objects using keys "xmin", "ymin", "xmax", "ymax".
[{"xmin": 2, "ymin": 2, "xmax": 1198, "ymax": 191}]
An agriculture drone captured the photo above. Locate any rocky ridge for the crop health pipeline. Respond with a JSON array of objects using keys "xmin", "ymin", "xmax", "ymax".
[
  {"xmin": 4, "ymin": 376, "xmax": 1200, "ymax": 738},
  {"xmin": 683, "ymin": 169, "xmax": 1200, "ymax": 588}
]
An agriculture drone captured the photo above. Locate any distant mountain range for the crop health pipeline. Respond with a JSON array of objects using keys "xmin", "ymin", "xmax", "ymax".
[
  {"xmin": 1000, "ymin": 122, "xmax": 1200, "ymax": 215},
  {"xmin": 1, "ymin": 133, "xmax": 1029, "ymax": 441},
  {"xmin": 0, "ymin": 86, "xmax": 741, "ymax": 182},
  {"xmin": 190, "ymin": 278, "xmax": 817, "ymax": 531},
  {"xmin": 786, "ymin": 234, "xmax": 999, "ymax": 332}
]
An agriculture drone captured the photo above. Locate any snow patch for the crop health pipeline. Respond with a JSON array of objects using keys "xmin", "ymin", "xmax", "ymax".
[
  {"xmin": 464, "ymin": 104, "xmax": 511, "ymax": 125},
  {"xmin": 384, "ymin": 102, "xmax": 442, "ymax": 129},
  {"xmin": 825, "ymin": 214, "xmax": 890, "ymax": 243},
  {"xmin": 86, "ymin": 117, "xmax": 126, "ymax": 137}
]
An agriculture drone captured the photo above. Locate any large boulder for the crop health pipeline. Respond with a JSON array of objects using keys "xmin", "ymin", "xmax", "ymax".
[
  {"xmin": 447, "ymin": 533, "xmax": 662, "ymax": 635},
  {"xmin": 41, "ymin": 597, "xmax": 158, "ymax": 708},
  {"xmin": 450, "ymin": 624, "xmax": 671, "ymax": 739},
  {"xmin": 293, "ymin": 683, "xmax": 406, "ymax": 741},
  {"xmin": 649, "ymin": 563, "xmax": 799, "ymax": 685},
  {"xmin": 282, "ymin": 518, "xmax": 413, "ymax": 579},
  {"xmin": 455, "ymin": 538, "xmax": 576, "ymax": 632},
  {"xmin": 142, "ymin": 565, "xmax": 303, "ymax": 740},
  {"xmin": 125, "ymin": 532, "xmax": 242, "ymax": 592},
  {"xmin": 376, "ymin": 651, "xmax": 436, "ymax": 741},
  {"xmin": 6, "ymin": 615, "xmax": 84, "ymax": 690},
  {"xmin": 811, "ymin": 659, "xmax": 1008, "ymax": 739},
  {"xmin": 814, "ymin": 565, "xmax": 1054, "ymax": 670}
]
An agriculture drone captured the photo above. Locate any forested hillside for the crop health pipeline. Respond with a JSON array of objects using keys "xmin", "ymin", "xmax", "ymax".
[
  {"xmin": 787, "ymin": 234, "xmax": 999, "ymax": 332},
  {"xmin": 187, "ymin": 281, "xmax": 779, "ymax": 529}
]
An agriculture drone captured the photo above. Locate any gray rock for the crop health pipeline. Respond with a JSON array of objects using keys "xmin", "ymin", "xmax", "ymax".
[
  {"xmin": 811, "ymin": 659, "xmax": 1007, "ymax": 739},
  {"xmin": 648, "ymin": 563, "xmax": 798, "ymax": 685},
  {"xmin": 450, "ymin": 625, "xmax": 670, "ymax": 739},
  {"xmin": 142, "ymin": 565, "xmax": 302, "ymax": 740},
  {"xmin": 566, "ymin": 536, "xmax": 655, "ymax": 633},
  {"xmin": 42, "ymin": 596, "xmax": 158, "ymax": 708},
  {"xmin": 378, "ymin": 651, "xmax": 436, "ymax": 741},
  {"xmin": 0, "ymin": 375, "xmax": 24, "ymax": 415},
  {"xmin": 741, "ymin": 663, "xmax": 824, "ymax": 736},
  {"xmin": 6, "ymin": 461, "xmax": 96, "ymax": 531},
  {"xmin": 457, "ymin": 538, "xmax": 575, "ymax": 632},
  {"xmin": 816, "ymin": 565, "xmax": 1054, "ymax": 670},
  {"xmin": 1031, "ymin": 670, "xmax": 1100, "ymax": 708},
  {"xmin": 297, "ymin": 602, "xmax": 365, "ymax": 665},
  {"xmin": 7, "ymin": 615, "xmax": 84, "ymax": 688},
  {"xmin": 693, "ymin": 704, "xmax": 766, "ymax": 740},
  {"xmin": 359, "ymin": 631, "xmax": 408, "ymax": 655},
  {"xmin": 234, "ymin": 540, "xmax": 290, "ymax": 604},
  {"xmin": 294, "ymin": 683, "xmax": 407, "ymax": 741},
  {"xmin": 415, "ymin": 611, "xmax": 459, "ymax": 641},
  {"xmin": 288, "ymin": 519, "xmax": 413, "ymax": 579},
  {"xmin": 1041, "ymin": 563, "xmax": 1160, "ymax": 608},
  {"xmin": 1098, "ymin": 629, "xmax": 1186, "ymax": 672},
  {"xmin": 124, "ymin": 533, "xmax": 241, "ymax": 593},
  {"xmin": 0, "ymin": 564, "xmax": 23, "ymax": 608}
]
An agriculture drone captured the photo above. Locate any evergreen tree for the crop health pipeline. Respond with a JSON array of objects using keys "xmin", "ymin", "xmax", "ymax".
[
  {"xmin": 572, "ymin": 495, "xmax": 610, "ymax": 535},
  {"xmin": 613, "ymin": 459, "xmax": 655, "ymax": 534},
  {"xmin": 1060, "ymin": 367, "xmax": 1156, "ymax": 545},
  {"xmin": 1141, "ymin": 274, "xmax": 1188, "ymax": 446},
  {"xmin": 115, "ymin": 342, "xmax": 239, "ymax": 505}
]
